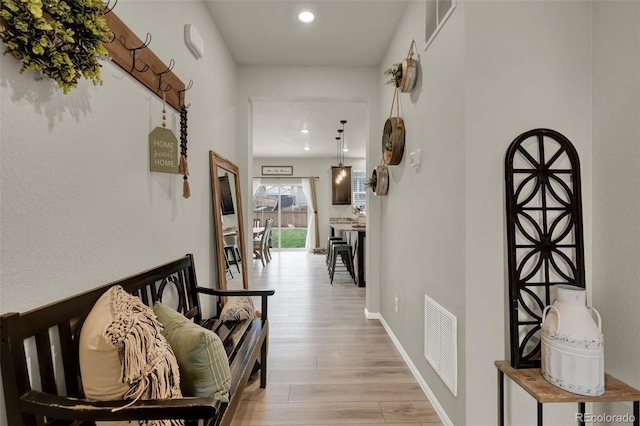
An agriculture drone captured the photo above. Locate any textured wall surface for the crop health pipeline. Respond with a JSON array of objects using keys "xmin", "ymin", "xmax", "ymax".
[
  {"xmin": 464, "ymin": 2, "xmax": 593, "ymax": 424},
  {"xmin": 376, "ymin": 1, "xmax": 466, "ymax": 424},
  {"xmin": 0, "ymin": 3, "xmax": 238, "ymax": 423},
  {"xmin": 376, "ymin": 1, "xmax": 597, "ymax": 424},
  {"xmin": 592, "ymin": 0, "xmax": 640, "ymax": 418}
]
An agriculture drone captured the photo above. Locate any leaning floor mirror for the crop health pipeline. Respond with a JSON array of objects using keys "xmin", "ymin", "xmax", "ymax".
[{"xmin": 209, "ymin": 151, "xmax": 249, "ymax": 290}]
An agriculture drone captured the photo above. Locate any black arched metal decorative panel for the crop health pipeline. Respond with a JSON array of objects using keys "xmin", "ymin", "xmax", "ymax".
[{"xmin": 505, "ymin": 128, "xmax": 585, "ymax": 369}]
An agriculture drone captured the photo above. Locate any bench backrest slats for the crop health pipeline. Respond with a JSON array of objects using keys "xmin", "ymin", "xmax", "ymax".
[
  {"xmin": 139, "ymin": 286, "xmax": 150, "ymax": 306},
  {"xmin": 18, "ymin": 257, "xmax": 198, "ymax": 338},
  {"xmin": 34, "ymin": 330, "xmax": 57, "ymax": 396},
  {"xmin": 56, "ymin": 322, "xmax": 80, "ymax": 397},
  {"xmin": 1, "ymin": 313, "xmax": 34, "ymax": 425}
]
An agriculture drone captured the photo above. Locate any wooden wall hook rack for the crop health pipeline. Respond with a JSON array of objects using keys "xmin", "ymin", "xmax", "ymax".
[{"xmin": 102, "ymin": 11, "xmax": 187, "ymax": 111}]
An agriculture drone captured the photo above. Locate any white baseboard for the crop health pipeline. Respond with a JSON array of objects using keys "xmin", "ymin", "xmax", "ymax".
[
  {"xmin": 364, "ymin": 308, "xmax": 380, "ymax": 319},
  {"xmin": 378, "ymin": 314, "xmax": 454, "ymax": 426}
]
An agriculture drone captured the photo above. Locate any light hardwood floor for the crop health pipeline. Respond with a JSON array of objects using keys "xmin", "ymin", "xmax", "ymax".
[{"xmin": 229, "ymin": 251, "xmax": 442, "ymax": 426}]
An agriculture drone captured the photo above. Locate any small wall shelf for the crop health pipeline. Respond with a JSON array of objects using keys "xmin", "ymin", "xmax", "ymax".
[{"xmin": 495, "ymin": 361, "xmax": 640, "ymax": 426}]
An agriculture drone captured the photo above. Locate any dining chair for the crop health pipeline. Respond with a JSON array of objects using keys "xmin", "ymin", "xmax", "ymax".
[
  {"xmin": 265, "ymin": 221, "xmax": 274, "ymax": 262},
  {"xmin": 253, "ymin": 218, "xmax": 272, "ymax": 267}
]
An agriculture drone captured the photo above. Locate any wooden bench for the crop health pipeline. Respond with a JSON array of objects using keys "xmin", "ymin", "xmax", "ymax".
[{"xmin": 1, "ymin": 254, "xmax": 275, "ymax": 426}]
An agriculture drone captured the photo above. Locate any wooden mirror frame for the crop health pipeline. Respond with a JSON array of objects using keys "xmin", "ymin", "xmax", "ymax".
[{"xmin": 209, "ymin": 151, "xmax": 249, "ymax": 290}]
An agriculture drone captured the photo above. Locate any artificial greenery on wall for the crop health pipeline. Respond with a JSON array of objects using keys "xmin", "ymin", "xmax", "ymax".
[
  {"xmin": 384, "ymin": 62, "xmax": 402, "ymax": 87},
  {"xmin": 0, "ymin": 0, "xmax": 112, "ymax": 93}
]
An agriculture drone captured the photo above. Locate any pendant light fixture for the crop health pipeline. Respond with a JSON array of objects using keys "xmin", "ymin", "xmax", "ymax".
[{"xmin": 334, "ymin": 120, "xmax": 348, "ymax": 184}]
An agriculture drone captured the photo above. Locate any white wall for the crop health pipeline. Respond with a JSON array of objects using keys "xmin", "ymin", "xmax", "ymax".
[
  {"xmin": 592, "ymin": 0, "xmax": 640, "ymax": 419},
  {"xmin": 465, "ymin": 2, "xmax": 593, "ymax": 425},
  {"xmin": 376, "ymin": 1, "xmax": 466, "ymax": 424},
  {"xmin": 377, "ymin": 1, "xmax": 596, "ymax": 425},
  {"xmin": 0, "ymin": 2, "xmax": 237, "ymax": 423}
]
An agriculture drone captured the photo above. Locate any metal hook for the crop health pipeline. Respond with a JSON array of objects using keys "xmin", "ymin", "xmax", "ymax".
[
  {"xmin": 177, "ymin": 79, "xmax": 193, "ymax": 109},
  {"xmin": 158, "ymin": 58, "xmax": 175, "ymax": 92},
  {"xmin": 103, "ymin": 0, "xmax": 117, "ymax": 14},
  {"xmin": 130, "ymin": 33, "xmax": 151, "ymax": 73}
]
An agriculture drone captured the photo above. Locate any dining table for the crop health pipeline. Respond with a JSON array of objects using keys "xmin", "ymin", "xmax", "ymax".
[{"xmin": 330, "ymin": 222, "xmax": 366, "ymax": 287}]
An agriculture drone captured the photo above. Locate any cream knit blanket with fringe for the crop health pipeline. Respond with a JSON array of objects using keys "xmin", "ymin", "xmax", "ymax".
[{"xmin": 106, "ymin": 285, "xmax": 184, "ymax": 426}]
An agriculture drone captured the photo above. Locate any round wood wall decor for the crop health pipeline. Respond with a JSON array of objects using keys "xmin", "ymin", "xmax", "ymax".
[
  {"xmin": 382, "ymin": 117, "xmax": 405, "ymax": 165},
  {"xmin": 399, "ymin": 58, "xmax": 417, "ymax": 93},
  {"xmin": 373, "ymin": 165, "xmax": 389, "ymax": 196}
]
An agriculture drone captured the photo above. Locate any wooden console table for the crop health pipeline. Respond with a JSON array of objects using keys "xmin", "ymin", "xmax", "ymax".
[{"xmin": 495, "ymin": 361, "xmax": 640, "ymax": 426}]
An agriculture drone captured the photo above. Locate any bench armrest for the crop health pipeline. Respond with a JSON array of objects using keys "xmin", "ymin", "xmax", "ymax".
[
  {"xmin": 195, "ymin": 288, "xmax": 275, "ymax": 297},
  {"xmin": 21, "ymin": 390, "xmax": 219, "ymax": 422}
]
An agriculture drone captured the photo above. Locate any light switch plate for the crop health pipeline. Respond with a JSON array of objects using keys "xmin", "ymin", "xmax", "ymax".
[{"xmin": 410, "ymin": 149, "xmax": 422, "ymax": 168}]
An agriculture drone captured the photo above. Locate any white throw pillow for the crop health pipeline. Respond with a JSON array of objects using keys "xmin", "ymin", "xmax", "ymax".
[{"xmin": 219, "ymin": 296, "xmax": 258, "ymax": 321}]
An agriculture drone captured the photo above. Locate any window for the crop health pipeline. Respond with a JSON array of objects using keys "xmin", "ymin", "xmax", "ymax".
[
  {"xmin": 353, "ymin": 170, "xmax": 367, "ymax": 213},
  {"xmin": 253, "ymin": 184, "xmax": 308, "ymax": 249},
  {"xmin": 425, "ymin": 0, "xmax": 456, "ymax": 50}
]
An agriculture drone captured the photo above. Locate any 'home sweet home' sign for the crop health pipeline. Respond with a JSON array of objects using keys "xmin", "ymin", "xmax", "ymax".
[{"xmin": 149, "ymin": 127, "xmax": 178, "ymax": 174}]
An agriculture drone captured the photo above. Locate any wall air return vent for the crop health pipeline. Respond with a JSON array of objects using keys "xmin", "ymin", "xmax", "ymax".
[{"xmin": 424, "ymin": 294, "xmax": 457, "ymax": 396}]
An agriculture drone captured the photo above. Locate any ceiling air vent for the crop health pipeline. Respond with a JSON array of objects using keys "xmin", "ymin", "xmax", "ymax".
[{"xmin": 424, "ymin": 294, "xmax": 457, "ymax": 396}]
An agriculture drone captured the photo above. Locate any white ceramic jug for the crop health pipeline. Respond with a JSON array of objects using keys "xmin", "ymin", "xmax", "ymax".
[{"xmin": 541, "ymin": 284, "xmax": 604, "ymax": 396}]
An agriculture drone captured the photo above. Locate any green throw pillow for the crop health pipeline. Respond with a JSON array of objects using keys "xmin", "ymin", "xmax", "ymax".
[{"xmin": 153, "ymin": 302, "xmax": 231, "ymax": 401}]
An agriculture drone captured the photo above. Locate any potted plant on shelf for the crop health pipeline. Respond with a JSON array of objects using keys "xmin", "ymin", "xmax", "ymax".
[
  {"xmin": 366, "ymin": 173, "xmax": 377, "ymax": 192},
  {"xmin": 384, "ymin": 62, "xmax": 402, "ymax": 87},
  {"xmin": 383, "ymin": 41, "xmax": 418, "ymax": 93},
  {"xmin": 367, "ymin": 166, "xmax": 389, "ymax": 196}
]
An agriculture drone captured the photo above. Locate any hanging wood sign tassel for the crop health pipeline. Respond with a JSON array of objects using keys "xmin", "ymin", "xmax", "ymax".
[{"xmin": 179, "ymin": 104, "xmax": 190, "ymax": 198}]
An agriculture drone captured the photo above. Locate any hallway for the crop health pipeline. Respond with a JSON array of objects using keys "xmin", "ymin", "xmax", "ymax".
[{"xmin": 231, "ymin": 251, "xmax": 442, "ymax": 425}]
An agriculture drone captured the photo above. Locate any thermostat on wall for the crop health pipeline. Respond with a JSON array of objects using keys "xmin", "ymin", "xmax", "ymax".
[{"xmin": 184, "ymin": 24, "xmax": 204, "ymax": 59}]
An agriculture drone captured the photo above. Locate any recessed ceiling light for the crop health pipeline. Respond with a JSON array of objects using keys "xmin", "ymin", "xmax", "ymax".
[
  {"xmin": 343, "ymin": 147, "xmax": 349, "ymax": 152},
  {"xmin": 301, "ymin": 129, "xmax": 310, "ymax": 134},
  {"xmin": 304, "ymin": 146, "xmax": 311, "ymax": 151},
  {"xmin": 298, "ymin": 11, "xmax": 315, "ymax": 24}
]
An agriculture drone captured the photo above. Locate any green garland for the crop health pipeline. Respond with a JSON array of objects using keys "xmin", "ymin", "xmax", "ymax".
[{"xmin": 0, "ymin": 0, "xmax": 112, "ymax": 93}]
